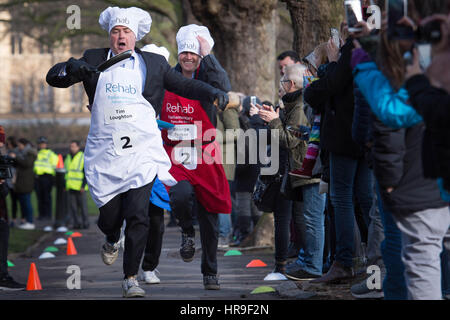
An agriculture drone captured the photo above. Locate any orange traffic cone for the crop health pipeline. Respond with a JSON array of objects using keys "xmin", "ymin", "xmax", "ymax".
[
  {"xmin": 70, "ymin": 232, "xmax": 82, "ymax": 238},
  {"xmin": 56, "ymin": 154, "xmax": 65, "ymax": 172},
  {"xmin": 26, "ymin": 263, "xmax": 42, "ymax": 291},
  {"xmin": 246, "ymin": 259, "xmax": 267, "ymax": 268},
  {"xmin": 67, "ymin": 237, "xmax": 78, "ymax": 255}
]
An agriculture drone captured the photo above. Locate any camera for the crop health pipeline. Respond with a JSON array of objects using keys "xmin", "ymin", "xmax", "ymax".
[
  {"xmin": 0, "ymin": 155, "xmax": 15, "ymax": 180},
  {"xmin": 415, "ymin": 21, "xmax": 442, "ymax": 44},
  {"xmin": 344, "ymin": 0, "xmax": 364, "ymax": 32}
]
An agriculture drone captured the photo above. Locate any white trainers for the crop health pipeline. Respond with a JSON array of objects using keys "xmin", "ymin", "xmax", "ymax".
[
  {"xmin": 56, "ymin": 226, "xmax": 68, "ymax": 233},
  {"xmin": 140, "ymin": 269, "xmax": 161, "ymax": 284},
  {"xmin": 18, "ymin": 222, "xmax": 35, "ymax": 230},
  {"xmin": 101, "ymin": 241, "xmax": 119, "ymax": 265},
  {"xmin": 122, "ymin": 277, "xmax": 145, "ymax": 298}
]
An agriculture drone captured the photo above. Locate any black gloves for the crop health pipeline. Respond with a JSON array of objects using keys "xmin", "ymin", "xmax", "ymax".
[
  {"xmin": 215, "ymin": 91, "xmax": 229, "ymax": 111},
  {"xmin": 66, "ymin": 58, "xmax": 97, "ymax": 82}
]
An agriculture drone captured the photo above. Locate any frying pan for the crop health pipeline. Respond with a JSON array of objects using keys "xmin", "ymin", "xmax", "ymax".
[{"xmin": 96, "ymin": 50, "xmax": 133, "ymax": 72}]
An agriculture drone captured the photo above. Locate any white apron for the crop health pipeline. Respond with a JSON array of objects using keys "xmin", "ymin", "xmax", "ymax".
[{"xmin": 84, "ymin": 51, "xmax": 176, "ymax": 208}]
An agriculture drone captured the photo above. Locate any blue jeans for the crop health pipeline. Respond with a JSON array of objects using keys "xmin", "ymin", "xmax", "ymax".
[
  {"xmin": 376, "ymin": 183, "xmax": 407, "ymax": 300},
  {"xmin": 329, "ymin": 153, "xmax": 373, "ymax": 268},
  {"xmin": 295, "ymin": 183, "xmax": 326, "ymax": 276},
  {"xmin": 17, "ymin": 192, "xmax": 33, "ymax": 223},
  {"xmin": 218, "ymin": 213, "xmax": 232, "ymax": 238}
]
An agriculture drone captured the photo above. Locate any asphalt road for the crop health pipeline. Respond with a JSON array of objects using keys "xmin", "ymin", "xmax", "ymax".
[{"xmin": 2, "ymin": 215, "xmax": 288, "ymax": 301}]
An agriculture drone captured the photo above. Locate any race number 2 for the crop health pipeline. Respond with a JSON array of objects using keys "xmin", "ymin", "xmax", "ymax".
[
  {"xmin": 174, "ymin": 147, "xmax": 197, "ymax": 170},
  {"xmin": 113, "ymin": 131, "xmax": 138, "ymax": 155}
]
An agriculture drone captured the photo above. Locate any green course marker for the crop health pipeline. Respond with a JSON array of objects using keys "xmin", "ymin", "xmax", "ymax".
[
  {"xmin": 224, "ymin": 250, "xmax": 242, "ymax": 256},
  {"xmin": 7, "ymin": 260, "xmax": 14, "ymax": 267},
  {"xmin": 44, "ymin": 246, "xmax": 59, "ymax": 252},
  {"xmin": 250, "ymin": 286, "xmax": 276, "ymax": 294},
  {"xmin": 65, "ymin": 231, "xmax": 74, "ymax": 236}
]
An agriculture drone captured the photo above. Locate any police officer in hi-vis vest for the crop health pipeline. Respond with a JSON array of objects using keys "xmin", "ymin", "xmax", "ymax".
[
  {"xmin": 33, "ymin": 136, "xmax": 58, "ymax": 221},
  {"xmin": 64, "ymin": 140, "xmax": 89, "ymax": 230}
]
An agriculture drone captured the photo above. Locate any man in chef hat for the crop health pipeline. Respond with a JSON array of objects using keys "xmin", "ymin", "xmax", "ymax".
[
  {"xmin": 46, "ymin": 7, "xmax": 228, "ymax": 298},
  {"xmin": 159, "ymin": 24, "xmax": 233, "ymax": 290}
]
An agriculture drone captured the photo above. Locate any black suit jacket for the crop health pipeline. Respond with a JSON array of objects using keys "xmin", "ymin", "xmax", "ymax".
[{"xmin": 46, "ymin": 47, "xmax": 224, "ymax": 116}]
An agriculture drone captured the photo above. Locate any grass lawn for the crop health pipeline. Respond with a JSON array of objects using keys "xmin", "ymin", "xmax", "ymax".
[
  {"xmin": 8, "ymin": 228, "xmax": 47, "ymax": 254},
  {"xmin": 6, "ymin": 187, "xmax": 99, "ymax": 221},
  {"xmin": 5, "ymin": 188, "xmax": 98, "ymax": 255}
]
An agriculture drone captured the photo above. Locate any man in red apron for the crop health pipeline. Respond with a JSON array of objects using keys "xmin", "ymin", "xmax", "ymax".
[{"xmin": 160, "ymin": 24, "xmax": 232, "ymax": 290}]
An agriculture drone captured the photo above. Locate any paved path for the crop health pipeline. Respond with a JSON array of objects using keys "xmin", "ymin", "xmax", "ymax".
[{"xmin": 2, "ymin": 216, "xmax": 289, "ymax": 300}]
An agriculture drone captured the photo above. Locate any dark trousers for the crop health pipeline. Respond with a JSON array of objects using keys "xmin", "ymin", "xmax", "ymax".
[
  {"xmin": 169, "ymin": 180, "xmax": 219, "ymax": 276},
  {"xmin": 35, "ymin": 174, "xmax": 54, "ymax": 220},
  {"xmin": 0, "ymin": 204, "xmax": 9, "ymax": 278},
  {"xmin": 10, "ymin": 190, "xmax": 19, "ymax": 220},
  {"xmin": 141, "ymin": 202, "xmax": 165, "ymax": 272},
  {"xmin": 97, "ymin": 181, "xmax": 154, "ymax": 278},
  {"xmin": 273, "ymin": 192, "xmax": 293, "ymax": 263},
  {"xmin": 67, "ymin": 190, "xmax": 89, "ymax": 228}
]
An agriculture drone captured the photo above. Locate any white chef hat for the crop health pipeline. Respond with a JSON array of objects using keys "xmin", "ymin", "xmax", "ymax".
[
  {"xmin": 99, "ymin": 7, "xmax": 152, "ymax": 41},
  {"xmin": 141, "ymin": 44, "xmax": 170, "ymax": 62},
  {"xmin": 176, "ymin": 24, "xmax": 214, "ymax": 56}
]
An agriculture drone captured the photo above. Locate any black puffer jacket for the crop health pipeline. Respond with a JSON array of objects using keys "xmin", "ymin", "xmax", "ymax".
[
  {"xmin": 405, "ymin": 74, "xmax": 450, "ymax": 192},
  {"xmin": 372, "ymin": 117, "xmax": 447, "ymax": 215},
  {"xmin": 304, "ymin": 38, "xmax": 363, "ymax": 159}
]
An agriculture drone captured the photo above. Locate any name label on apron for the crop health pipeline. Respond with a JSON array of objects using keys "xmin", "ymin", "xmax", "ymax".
[
  {"xmin": 167, "ymin": 124, "xmax": 197, "ymax": 141},
  {"xmin": 104, "ymin": 105, "xmax": 138, "ymax": 124}
]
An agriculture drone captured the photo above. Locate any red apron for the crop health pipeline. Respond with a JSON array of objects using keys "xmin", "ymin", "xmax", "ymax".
[{"xmin": 160, "ymin": 90, "xmax": 231, "ymax": 214}]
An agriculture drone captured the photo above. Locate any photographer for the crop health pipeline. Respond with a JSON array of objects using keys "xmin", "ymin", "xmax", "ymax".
[
  {"xmin": 404, "ymin": 13, "xmax": 450, "ymax": 202},
  {"xmin": 0, "ymin": 126, "xmax": 25, "ymax": 291},
  {"xmin": 351, "ymin": 0, "xmax": 449, "ymax": 300}
]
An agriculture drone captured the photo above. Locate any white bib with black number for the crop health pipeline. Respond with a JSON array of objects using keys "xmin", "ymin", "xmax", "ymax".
[
  {"xmin": 174, "ymin": 146, "xmax": 197, "ymax": 170},
  {"xmin": 84, "ymin": 49, "xmax": 176, "ymax": 208}
]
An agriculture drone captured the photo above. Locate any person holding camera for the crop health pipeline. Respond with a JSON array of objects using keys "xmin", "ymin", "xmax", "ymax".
[
  {"xmin": 304, "ymin": 24, "xmax": 373, "ymax": 285},
  {"xmin": 0, "ymin": 126, "xmax": 26, "ymax": 291},
  {"xmin": 351, "ymin": 0, "xmax": 449, "ymax": 300},
  {"xmin": 259, "ymin": 63, "xmax": 326, "ymax": 279}
]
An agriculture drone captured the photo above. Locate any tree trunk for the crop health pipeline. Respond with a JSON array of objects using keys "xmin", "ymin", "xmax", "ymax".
[
  {"xmin": 281, "ymin": 0, "xmax": 344, "ymax": 57},
  {"xmin": 187, "ymin": 0, "xmax": 278, "ymax": 102},
  {"xmin": 239, "ymin": 212, "xmax": 275, "ymax": 248}
]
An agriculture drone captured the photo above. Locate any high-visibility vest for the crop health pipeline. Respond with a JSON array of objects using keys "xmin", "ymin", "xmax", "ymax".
[
  {"xmin": 65, "ymin": 151, "xmax": 87, "ymax": 191},
  {"xmin": 34, "ymin": 149, "xmax": 58, "ymax": 176}
]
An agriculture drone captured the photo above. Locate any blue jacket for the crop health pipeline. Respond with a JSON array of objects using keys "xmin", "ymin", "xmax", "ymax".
[
  {"xmin": 353, "ymin": 62, "xmax": 423, "ymax": 129},
  {"xmin": 354, "ymin": 61, "xmax": 449, "ymax": 203}
]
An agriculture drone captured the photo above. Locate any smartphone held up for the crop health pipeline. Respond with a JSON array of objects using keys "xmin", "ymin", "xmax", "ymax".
[{"xmin": 344, "ymin": 0, "xmax": 364, "ymax": 32}]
